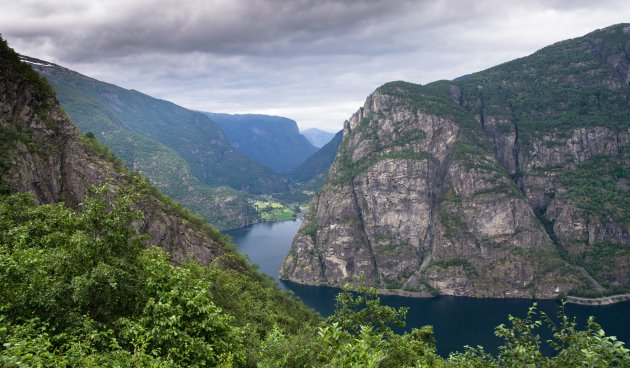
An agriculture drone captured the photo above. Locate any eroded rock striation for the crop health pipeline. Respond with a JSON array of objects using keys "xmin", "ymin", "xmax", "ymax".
[{"xmin": 281, "ymin": 24, "xmax": 630, "ymax": 298}]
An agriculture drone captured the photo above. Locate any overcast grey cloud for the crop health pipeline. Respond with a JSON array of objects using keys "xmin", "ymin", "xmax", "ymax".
[{"xmin": 2, "ymin": 0, "xmax": 630, "ymax": 131}]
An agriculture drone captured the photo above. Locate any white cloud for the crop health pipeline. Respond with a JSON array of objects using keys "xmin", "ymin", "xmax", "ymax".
[{"xmin": 2, "ymin": 0, "xmax": 629, "ymax": 131}]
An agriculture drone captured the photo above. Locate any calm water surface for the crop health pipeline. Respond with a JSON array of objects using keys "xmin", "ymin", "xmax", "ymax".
[{"xmin": 225, "ymin": 219, "xmax": 630, "ymax": 356}]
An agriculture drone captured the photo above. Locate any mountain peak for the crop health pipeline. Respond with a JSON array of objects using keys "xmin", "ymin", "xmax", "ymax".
[{"xmin": 282, "ymin": 24, "xmax": 630, "ymax": 299}]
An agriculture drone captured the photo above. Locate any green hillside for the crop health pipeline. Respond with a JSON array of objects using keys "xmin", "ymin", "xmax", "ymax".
[
  {"xmin": 23, "ymin": 58, "xmax": 289, "ymax": 228},
  {"xmin": 28, "ymin": 59, "xmax": 287, "ymax": 194}
]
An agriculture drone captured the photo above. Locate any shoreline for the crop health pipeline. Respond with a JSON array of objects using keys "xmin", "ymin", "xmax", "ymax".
[
  {"xmin": 280, "ymin": 278, "xmax": 630, "ymax": 305},
  {"xmin": 564, "ymin": 294, "xmax": 630, "ymax": 306}
]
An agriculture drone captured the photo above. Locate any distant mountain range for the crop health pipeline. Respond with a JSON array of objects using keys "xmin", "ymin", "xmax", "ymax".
[
  {"xmin": 24, "ymin": 56, "xmax": 290, "ymax": 229},
  {"xmin": 24, "ymin": 55, "xmax": 341, "ymax": 228},
  {"xmin": 301, "ymin": 128, "xmax": 336, "ymax": 148},
  {"xmin": 205, "ymin": 113, "xmax": 317, "ymax": 173},
  {"xmin": 288, "ymin": 130, "xmax": 343, "ymax": 187}
]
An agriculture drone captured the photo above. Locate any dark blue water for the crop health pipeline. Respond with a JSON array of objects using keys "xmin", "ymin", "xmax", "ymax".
[{"xmin": 225, "ymin": 220, "xmax": 630, "ymax": 356}]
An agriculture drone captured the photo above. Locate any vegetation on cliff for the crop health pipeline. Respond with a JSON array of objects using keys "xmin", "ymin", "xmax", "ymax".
[{"xmin": 0, "ymin": 187, "xmax": 316, "ymax": 366}]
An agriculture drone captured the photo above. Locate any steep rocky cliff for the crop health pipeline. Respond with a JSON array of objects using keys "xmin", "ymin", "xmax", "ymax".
[
  {"xmin": 281, "ymin": 24, "xmax": 630, "ymax": 298},
  {"xmin": 0, "ymin": 37, "xmax": 230, "ymax": 265}
]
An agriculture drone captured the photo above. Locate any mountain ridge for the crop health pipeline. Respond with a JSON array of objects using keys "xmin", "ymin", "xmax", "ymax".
[
  {"xmin": 205, "ymin": 112, "xmax": 317, "ymax": 172},
  {"xmin": 21, "ymin": 56, "xmax": 291, "ymax": 228},
  {"xmin": 2, "ymin": 41, "xmax": 229, "ymax": 264},
  {"xmin": 281, "ymin": 23, "xmax": 630, "ymax": 299}
]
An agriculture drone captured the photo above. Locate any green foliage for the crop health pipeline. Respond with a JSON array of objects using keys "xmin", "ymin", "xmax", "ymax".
[
  {"xmin": 257, "ymin": 285, "xmax": 442, "ymax": 368},
  {"xmin": 0, "ymin": 186, "xmax": 318, "ymax": 367},
  {"xmin": 559, "ymin": 155, "xmax": 629, "ymax": 225},
  {"xmin": 0, "ymin": 186, "xmax": 146, "ymax": 325},
  {"xmin": 0, "ymin": 37, "xmax": 56, "ymax": 108},
  {"xmin": 254, "ymin": 200, "xmax": 296, "ymax": 221},
  {"xmin": 432, "ymin": 258, "xmax": 478, "ymax": 276},
  {"xmin": 117, "ymin": 253, "xmax": 246, "ymax": 366},
  {"xmin": 0, "ymin": 197, "xmax": 627, "ymax": 368},
  {"xmin": 494, "ymin": 304, "xmax": 546, "ymax": 367},
  {"xmin": 447, "ymin": 303, "xmax": 630, "ymax": 368},
  {"xmin": 329, "ymin": 284, "xmax": 408, "ymax": 335}
]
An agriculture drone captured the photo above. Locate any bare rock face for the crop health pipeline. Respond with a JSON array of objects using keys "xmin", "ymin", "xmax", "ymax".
[
  {"xmin": 281, "ymin": 87, "xmax": 579, "ymax": 298},
  {"xmin": 0, "ymin": 40, "xmax": 223, "ymax": 266},
  {"xmin": 282, "ymin": 24, "xmax": 630, "ymax": 298}
]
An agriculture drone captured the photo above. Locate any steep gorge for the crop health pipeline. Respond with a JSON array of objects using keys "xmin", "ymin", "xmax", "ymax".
[{"xmin": 282, "ymin": 24, "xmax": 630, "ymax": 298}]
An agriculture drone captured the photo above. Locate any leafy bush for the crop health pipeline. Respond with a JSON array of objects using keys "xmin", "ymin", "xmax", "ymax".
[{"xmin": 0, "ymin": 186, "xmax": 317, "ymax": 366}]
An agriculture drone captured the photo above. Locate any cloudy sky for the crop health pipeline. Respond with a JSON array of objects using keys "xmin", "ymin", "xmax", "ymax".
[{"xmin": 3, "ymin": 0, "xmax": 630, "ymax": 132}]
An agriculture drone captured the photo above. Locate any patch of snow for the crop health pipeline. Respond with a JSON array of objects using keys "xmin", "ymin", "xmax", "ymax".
[{"xmin": 19, "ymin": 58, "xmax": 53, "ymax": 67}]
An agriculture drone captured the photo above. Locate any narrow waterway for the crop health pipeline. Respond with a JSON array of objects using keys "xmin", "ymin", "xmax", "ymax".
[{"xmin": 225, "ymin": 219, "xmax": 630, "ymax": 356}]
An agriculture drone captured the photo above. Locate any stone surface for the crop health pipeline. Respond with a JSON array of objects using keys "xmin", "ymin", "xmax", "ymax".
[{"xmin": 282, "ymin": 25, "xmax": 630, "ymax": 298}]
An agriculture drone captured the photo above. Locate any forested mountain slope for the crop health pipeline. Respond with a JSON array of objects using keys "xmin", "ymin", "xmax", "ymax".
[
  {"xmin": 282, "ymin": 24, "xmax": 630, "ymax": 299},
  {"xmin": 23, "ymin": 58, "xmax": 291, "ymax": 228}
]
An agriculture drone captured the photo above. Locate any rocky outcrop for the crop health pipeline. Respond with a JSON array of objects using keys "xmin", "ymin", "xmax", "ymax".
[
  {"xmin": 282, "ymin": 24, "xmax": 630, "ymax": 298},
  {"xmin": 0, "ymin": 38, "xmax": 224, "ymax": 266},
  {"xmin": 282, "ymin": 88, "xmax": 578, "ymax": 298}
]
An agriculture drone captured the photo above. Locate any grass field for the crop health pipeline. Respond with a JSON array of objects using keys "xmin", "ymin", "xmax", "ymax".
[{"xmin": 253, "ymin": 200, "xmax": 296, "ymax": 221}]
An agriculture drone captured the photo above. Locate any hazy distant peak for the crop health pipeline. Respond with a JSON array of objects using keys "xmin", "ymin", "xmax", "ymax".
[{"xmin": 301, "ymin": 128, "xmax": 336, "ymax": 148}]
